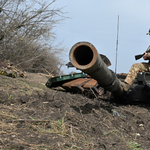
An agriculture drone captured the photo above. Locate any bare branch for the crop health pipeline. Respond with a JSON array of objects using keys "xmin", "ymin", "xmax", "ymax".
[{"xmin": 0, "ymin": 0, "xmax": 66, "ymax": 75}]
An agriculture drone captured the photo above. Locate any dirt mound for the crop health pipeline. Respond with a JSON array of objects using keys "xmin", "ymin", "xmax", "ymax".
[{"xmin": 0, "ymin": 74, "xmax": 150, "ymax": 149}]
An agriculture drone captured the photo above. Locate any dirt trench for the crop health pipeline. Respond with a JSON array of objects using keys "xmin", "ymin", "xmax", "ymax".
[{"xmin": 0, "ymin": 74, "xmax": 150, "ymax": 150}]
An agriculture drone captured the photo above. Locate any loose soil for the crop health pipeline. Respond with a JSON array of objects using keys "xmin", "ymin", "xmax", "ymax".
[{"xmin": 0, "ymin": 73, "xmax": 150, "ymax": 150}]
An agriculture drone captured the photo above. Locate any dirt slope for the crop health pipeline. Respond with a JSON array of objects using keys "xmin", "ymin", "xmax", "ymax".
[{"xmin": 0, "ymin": 74, "xmax": 150, "ymax": 150}]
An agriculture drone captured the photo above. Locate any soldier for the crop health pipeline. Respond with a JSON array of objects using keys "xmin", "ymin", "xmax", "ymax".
[{"xmin": 120, "ymin": 29, "xmax": 150, "ymax": 91}]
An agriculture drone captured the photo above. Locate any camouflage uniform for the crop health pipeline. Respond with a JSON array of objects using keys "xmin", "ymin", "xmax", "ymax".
[
  {"xmin": 124, "ymin": 53, "xmax": 150, "ymax": 86},
  {"xmin": 121, "ymin": 29, "xmax": 150, "ymax": 91}
]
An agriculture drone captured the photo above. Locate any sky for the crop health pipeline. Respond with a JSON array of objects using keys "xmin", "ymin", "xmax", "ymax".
[{"xmin": 53, "ymin": 0, "xmax": 150, "ymax": 74}]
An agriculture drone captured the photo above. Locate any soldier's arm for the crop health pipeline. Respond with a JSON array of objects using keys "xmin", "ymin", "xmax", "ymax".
[{"xmin": 144, "ymin": 52, "xmax": 150, "ymax": 60}]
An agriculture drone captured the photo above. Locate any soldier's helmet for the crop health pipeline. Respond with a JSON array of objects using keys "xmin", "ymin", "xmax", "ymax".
[{"xmin": 146, "ymin": 29, "xmax": 150, "ymax": 35}]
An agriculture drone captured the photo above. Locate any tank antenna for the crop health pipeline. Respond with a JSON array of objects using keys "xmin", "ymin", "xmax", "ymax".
[{"xmin": 115, "ymin": 15, "xmax": 119, "ymax": 74}]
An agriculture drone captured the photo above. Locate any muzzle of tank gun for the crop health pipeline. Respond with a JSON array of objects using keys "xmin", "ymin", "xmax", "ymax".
[{"xmin": 69, "ymin": 41, "xmax": 124, "ymax": 96}]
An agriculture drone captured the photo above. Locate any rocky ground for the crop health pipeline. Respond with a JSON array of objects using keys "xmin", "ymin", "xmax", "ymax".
[{"xmin": 0, "ymin": 72, "xmax": 150, "ymax": 150}]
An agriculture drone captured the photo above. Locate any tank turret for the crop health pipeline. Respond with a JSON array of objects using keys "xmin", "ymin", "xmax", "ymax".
[{"xmin": 69, "ymin": 41, "xmax": 123, "ymax": 96}]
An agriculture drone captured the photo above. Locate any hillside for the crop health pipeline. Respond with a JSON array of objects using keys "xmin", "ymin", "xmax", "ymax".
[{"xmin": 0, "ymin": 73, "xmax": 150, "ymax": 150}]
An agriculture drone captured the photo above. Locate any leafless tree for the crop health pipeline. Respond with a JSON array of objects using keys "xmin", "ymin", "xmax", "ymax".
[{"xmin": 0, "ymin": 0, "xmax": 65, "ymax": 75}]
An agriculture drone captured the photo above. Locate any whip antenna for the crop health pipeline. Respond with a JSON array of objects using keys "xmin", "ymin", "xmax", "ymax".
[{"xmin": 115, "ymin": 15, "xmax": 119, "ymax": 74}]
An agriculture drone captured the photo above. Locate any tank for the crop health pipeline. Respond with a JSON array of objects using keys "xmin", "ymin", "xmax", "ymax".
[
  {"xmin": 68, "ymin": 41, "xmax": 150, "ymax": 103},
  {"xmin": 46, "ymin": 41, "xmax": 150, "ymax": 103},
  {"xmin": 69, "ymin": 41, "xmax": 124, "ymax": 97}
]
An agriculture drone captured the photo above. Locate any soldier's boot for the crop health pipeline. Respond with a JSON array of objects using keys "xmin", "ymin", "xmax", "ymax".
[{"xmin": 119, "ymin": 81, "xmax": 131, "ymax": 92}]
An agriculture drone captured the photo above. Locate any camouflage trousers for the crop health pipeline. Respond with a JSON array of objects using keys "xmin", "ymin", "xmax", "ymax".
[{"xmin": 125, "ymin": 62, "xmax": 150, "ymax": 85}]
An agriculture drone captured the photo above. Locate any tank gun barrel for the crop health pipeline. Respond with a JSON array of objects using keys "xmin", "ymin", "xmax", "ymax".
[{"xmin": 69, "ymin": 41, "xmax": 123, "ymax": 96}]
